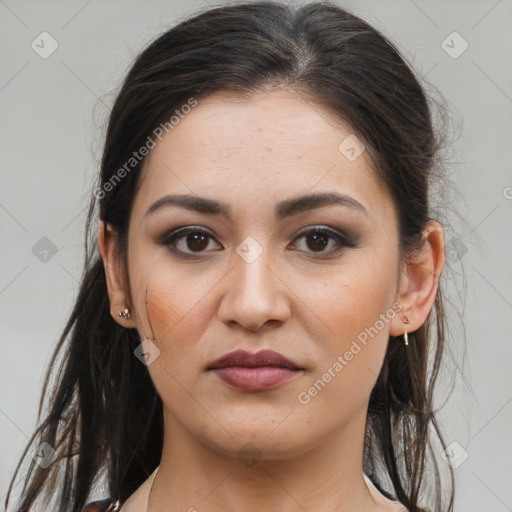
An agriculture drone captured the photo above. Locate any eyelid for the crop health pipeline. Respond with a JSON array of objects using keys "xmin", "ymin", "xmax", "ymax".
[
  {"xmin": 293, "ymin": 225, "xmax": 356, "ymax": 245},
  {"xmin": 289, "ymin": 225, "xmax": 357, "ymax": 257},
  {"xmin": 158, "ymin": 225, "xmax": 219, "ymax": 247}
]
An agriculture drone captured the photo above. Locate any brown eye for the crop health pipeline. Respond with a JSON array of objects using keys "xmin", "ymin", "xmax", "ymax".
[
  {"xmin": 305, "ymin": 231, "xmax": 330, "ymax": 251},
  {"xmin": 159, "ymin": 227, "xmax": 221, "ymax": 255},
  {"xmin": 183, "ymin": 232, "xmax": 209, "ymax": 252},
  {"xmin": 291, "ymin": 227, "xmax": 356, "ymax": 257}
]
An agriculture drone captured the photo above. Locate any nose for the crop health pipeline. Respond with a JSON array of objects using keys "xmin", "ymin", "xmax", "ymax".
[{"xmin": 218, "ymin": 243, "xmax": 291, "ymax": 332}]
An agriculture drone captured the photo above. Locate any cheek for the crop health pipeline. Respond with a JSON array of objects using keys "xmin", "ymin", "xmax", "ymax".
[
  {"xmin": 128, "ymin": 247, "xmax": 202, "ymax": 340},
  {"xmin": 141, "ymin": 272, "xmax": 216, "ymax": 349},
  {"xmin": 142, "ymin": 284, "xmax": 208, "ymax": 398},
  {"xmin": 298, "ymin": 250, "xmax": 398, "ymax": 388},
  {"xmin": 145, "ymin": 289, "xmax": 180, "ymax": 340},
  {"xmin": 306, "ymin": 257, "xmax": 396, "ymax": 335}
]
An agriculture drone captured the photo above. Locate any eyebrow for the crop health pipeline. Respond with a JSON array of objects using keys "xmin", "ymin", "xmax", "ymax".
[{"xmin": 144, "ymin": 191, "xmax": 368, "ymax": 220}]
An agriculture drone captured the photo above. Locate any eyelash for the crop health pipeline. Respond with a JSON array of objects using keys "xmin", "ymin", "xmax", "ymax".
[{"xmin": 159, "ymin": 225, "xmax": 357, "ymax": 259}]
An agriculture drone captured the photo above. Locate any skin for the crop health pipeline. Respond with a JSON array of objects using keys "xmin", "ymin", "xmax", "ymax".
[{"xmin": 99, "ymin": 86, "xmax": 445, "ymax": 512}]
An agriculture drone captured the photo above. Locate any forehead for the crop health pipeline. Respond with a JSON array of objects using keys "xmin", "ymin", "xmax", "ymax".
[
  {"xmin": 133, "ymin": 88, "xmax": 396, "ymax": 228},
  {"xmin": 155, "ymin": 88, "xmax": 362, "ymax": 169}
]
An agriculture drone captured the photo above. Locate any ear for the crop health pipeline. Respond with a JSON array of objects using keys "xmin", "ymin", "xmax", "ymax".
[
  {"xmin": 98, "ymin": 220, "xmax": 136, "ymax": 328},
  {"xmin": 389, "ymin": 220, "xmax": 445, "ymax": 337}
]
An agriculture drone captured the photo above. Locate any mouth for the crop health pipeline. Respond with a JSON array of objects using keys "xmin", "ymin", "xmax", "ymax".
[{"xmin": 207, "ymin": 349, "xmax": 304, "ymax": 391}]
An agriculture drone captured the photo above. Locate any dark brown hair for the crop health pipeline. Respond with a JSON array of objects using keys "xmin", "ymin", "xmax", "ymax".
[{"xmin": 5, "ymin": 1, "xmax": 457, "ymax": 510}]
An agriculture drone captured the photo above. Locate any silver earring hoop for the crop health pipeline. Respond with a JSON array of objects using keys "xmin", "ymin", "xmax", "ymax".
[
  {"xmin": 402, "ymin": 315, "xmax": 410, "ymax": 346},
  {"xmin": 118, "ymin": 307, "xmax": 131, "ymax": 320}
]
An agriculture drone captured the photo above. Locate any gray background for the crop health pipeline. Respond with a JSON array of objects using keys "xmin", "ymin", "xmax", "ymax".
[{"xmin": 1, "ymin": 0, "xmax": 511, "ymax": 510}]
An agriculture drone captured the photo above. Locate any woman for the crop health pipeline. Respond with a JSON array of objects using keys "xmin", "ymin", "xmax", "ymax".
[{"xmin": 5, "ymin": 1, "xmax": 456, "ymax": 511}]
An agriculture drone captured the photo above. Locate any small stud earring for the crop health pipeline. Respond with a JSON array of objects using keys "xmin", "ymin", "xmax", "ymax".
[
  {"xmin": 118, "ymin": 307, "xmax": 131, "ymax": 320},
  {"xmin": 402, "ymin": 315, "xmax": 410, "ymax": 346}
]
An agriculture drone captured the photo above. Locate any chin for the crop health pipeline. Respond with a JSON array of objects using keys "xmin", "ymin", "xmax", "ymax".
[{"xmin": 200, "ymin": 420, "xmax": 315, "ymax": 462}]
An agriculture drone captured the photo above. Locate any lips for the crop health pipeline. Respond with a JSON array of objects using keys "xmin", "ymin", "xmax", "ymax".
[
  {"xmin": 207, "ymin": 349, "xmax": 302, "ymax": 371},
  {"xmin": 207, "ymin": 349, "xmax": 304, "ymax": 391}
]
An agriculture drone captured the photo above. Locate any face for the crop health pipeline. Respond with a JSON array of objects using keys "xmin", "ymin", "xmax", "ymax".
[{"xmin": 118, "ymin": 88, "xmax": 406, "ymax": 459}]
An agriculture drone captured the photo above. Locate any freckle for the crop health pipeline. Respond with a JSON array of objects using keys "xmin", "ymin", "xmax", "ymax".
[
  {"xmin": 257, "ymin": 127, "xmax": 263, "ymax": 132},
  {"xmin": 265, "ymin": 146, "xmax": 272, "ymax": 152}
]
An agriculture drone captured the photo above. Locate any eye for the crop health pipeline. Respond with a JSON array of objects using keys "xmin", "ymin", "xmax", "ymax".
[
  {"xmin": 290, "ymin": 226, "xmax": 356, "ymax": 257},
  {"xmin": 159, "ymin": 227, "xmax": 221, "ymax": 255},
  {"xmin": 159, "ymin": 225, "xmax": 356, "ymax": 258}
]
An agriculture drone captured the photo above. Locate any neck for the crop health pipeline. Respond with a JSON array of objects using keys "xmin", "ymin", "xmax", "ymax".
[{"xmin": 148, "ymin": 405, "xmax": 382, "ymax": 512}]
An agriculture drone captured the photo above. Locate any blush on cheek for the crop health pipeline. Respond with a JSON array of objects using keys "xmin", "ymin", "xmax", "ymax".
[{"xmin": 145, "ymin": 290, "xmax": 181, "ymax": 340}]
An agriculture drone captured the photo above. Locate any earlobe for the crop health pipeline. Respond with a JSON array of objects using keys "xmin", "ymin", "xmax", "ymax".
[
  {"xmin": 98, "ymin": 220, "xmax": 135, "ymax": 328},
  {"xmin": 389, "ymin": 220, "xmax": 445, "ymax": 337}
]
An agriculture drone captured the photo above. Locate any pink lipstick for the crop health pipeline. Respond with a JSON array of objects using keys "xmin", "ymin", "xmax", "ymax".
[{"xmin": 207, "ymin": 349, "xmax": 303, "ymax": 391}]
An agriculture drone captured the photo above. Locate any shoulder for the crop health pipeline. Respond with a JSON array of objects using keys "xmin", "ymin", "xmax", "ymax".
[{"xmin": 81, "ymin": 498, "xmax": 120, "ymax": 512}]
